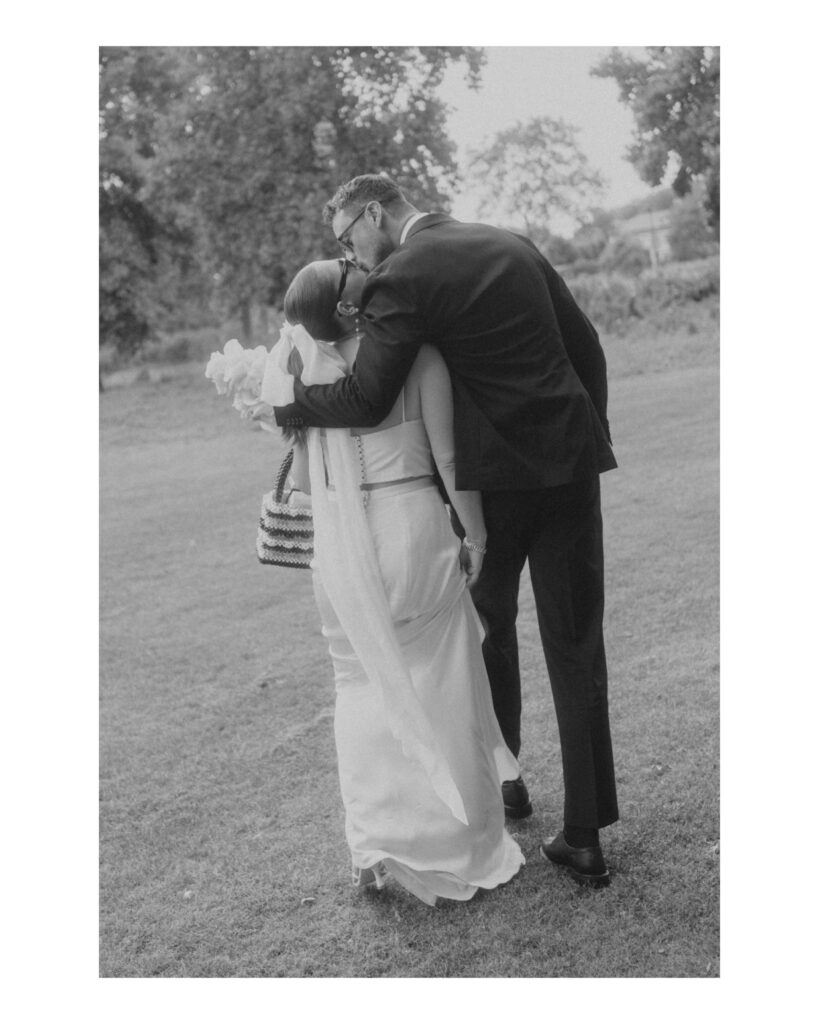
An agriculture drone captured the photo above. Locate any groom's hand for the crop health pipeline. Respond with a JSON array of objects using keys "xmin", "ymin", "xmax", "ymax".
[{"xmin": 460, "ymin": 545, "xmax": 484, "ymax": 589}]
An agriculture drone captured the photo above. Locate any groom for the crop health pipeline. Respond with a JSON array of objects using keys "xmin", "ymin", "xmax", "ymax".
[{"xmin": 273, "ymin": 174, "xmax": 619, "ymax": 886}]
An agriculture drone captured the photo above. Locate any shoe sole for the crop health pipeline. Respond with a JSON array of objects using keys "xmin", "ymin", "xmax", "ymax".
[
  {"xmin": 539, "ymin": 844, "xmax": 611, "ymax": 888},
  {"xmin": 504, "ymin": 802, "xmax": 533, "ymax": 820}
]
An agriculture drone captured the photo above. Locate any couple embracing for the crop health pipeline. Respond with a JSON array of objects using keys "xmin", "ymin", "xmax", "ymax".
[{"xmin": 261, "ymin": 173, "xmax": 618, "ymax": 906}]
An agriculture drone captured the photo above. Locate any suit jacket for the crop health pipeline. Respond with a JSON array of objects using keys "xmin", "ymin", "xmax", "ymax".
[{"xmin": 276, "ymin": 214, "xmax": 616, "ymax": 490}]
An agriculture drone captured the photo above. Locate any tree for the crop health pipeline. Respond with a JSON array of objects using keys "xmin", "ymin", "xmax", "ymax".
[
  {"xmin": 572, "ymin": 207, "xmax": 616, "ymax": 261},
  {"xmin": 99, "ymin": 46, "xmax": 484, "ymax": 349},
  {"xmin": 99, "ymin": 47, "xmax": 212, "ymax": 355},
  {"xmin": 543, "ymin": 235, "xmax": 578, "ymax": 266},
  {"xmin": 154, "ymin": 46, "xmax": 484, "ymax": 339},
  {"xmin": 668, "ymin": 188, "xmax": 718, "ymax": 261},
  {"xmin": 466, "ymin": 116, "xmax": 605, "ymax": 234},
  {"xmin": 593, "ymin": 47, "xmax": 720, "ymax": 231},
  {"xmin": 602, "ymin": 234, "xmax": 652, "ymax": 276}
]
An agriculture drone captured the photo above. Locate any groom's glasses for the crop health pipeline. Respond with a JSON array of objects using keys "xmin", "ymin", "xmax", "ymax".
[
  {"xmin": 335, "ymin": 259, "xmax": 349, "ymax": 306},
  {"xmin": 335, "ymin": 205, "xmax": 368, "ymax": 256}
]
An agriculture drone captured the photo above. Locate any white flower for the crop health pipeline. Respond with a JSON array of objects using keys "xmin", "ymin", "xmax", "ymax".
[
  {"xmin": 206, "ymin": 334, "xmax": 294, "ymax": 438},
  {"xmin": 206, "ymin": 339, "xmax": 271, "ymax": 413},
  {"xmin": 204, "ymin": 350, "xmax": 230, "ymax": 394}
]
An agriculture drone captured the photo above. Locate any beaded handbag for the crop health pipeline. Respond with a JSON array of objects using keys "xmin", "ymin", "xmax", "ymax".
[{"xmin": 256, "ymin": 448, "xmax": 314, "ymax": 569}]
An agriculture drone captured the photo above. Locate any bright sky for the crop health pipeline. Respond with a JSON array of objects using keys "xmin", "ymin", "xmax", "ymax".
[{"xmin": 439, "ymin": 46, "xmax": 652, "ymax": 228}]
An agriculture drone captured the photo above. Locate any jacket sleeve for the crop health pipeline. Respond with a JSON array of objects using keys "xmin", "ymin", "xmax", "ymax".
[{"xmin": 274, "ymin": 272, "xmax": 427, "ymax": 430}]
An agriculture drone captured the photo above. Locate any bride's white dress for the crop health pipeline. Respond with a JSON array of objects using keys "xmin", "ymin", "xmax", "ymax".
[{"xmin": 310, "ymin": 417, "xmax": 525, "ymax": 906}]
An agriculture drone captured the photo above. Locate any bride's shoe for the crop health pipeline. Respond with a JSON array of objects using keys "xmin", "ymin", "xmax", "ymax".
[{"xmin": 352, "ymin": 861, "xmax": 387, "ymax": 889}]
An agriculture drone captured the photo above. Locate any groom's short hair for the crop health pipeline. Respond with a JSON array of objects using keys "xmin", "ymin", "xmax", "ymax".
[{"xmin": 323, "ymin": 174, "xmax": 404, "ymax": 223}]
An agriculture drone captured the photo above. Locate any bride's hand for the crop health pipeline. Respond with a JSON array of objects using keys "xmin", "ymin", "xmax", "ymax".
[{"xmin": 250, "ymin": 401, "xmax": 276, "ymax": 422}]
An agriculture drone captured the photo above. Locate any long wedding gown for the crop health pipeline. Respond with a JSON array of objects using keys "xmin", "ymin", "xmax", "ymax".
[{"xmin": 309, "ymin": 413, "xmax": 525, "ymax": 907}]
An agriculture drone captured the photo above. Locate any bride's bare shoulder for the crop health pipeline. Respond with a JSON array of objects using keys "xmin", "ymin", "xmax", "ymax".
[{"xmin": 411, "ymin": 343, "xmax": 447, "ymax": 378}]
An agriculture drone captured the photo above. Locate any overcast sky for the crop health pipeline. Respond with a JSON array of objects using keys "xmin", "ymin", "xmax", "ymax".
[{"xmin": 439, "ymin": 46, "xmax": 652, "ymax": 226}]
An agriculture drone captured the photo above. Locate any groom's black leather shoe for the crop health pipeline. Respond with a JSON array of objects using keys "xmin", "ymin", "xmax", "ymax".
[
  {"xmin": 502, "ymin": 776, "xmax": 533, "ymax": 819},
  {"xmin": 540, "ymin": 832, "xmax": 610, "ymax": 888}
]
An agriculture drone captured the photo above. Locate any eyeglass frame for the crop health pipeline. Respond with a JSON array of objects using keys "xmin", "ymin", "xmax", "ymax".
[
  {"xmin": 334, "ymin": 203, "xmax": 370, "ymax": 256},
  {"xmin": 335, "ymin": 258, "xmax": 349, "ymax": 307}
]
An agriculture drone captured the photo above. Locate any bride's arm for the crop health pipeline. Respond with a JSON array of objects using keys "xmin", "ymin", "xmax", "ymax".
[{"xmin": 414, "ymin": 345, "xmax": 486, "ymax": 587}]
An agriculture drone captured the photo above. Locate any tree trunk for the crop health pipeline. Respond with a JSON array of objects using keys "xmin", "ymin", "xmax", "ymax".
[
  {"xmin": 258, "ymin": 304, "xmax": 270, "ymax": 342},
  {"xmin": 240, "ymin": 299, "xmax": 253, "ymax": 343}
]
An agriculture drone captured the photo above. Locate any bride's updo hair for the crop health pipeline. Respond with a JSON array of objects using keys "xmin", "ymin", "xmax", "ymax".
[{"xmin": 283, "ymin": 261, "xmax": 343, "ymax": 342}]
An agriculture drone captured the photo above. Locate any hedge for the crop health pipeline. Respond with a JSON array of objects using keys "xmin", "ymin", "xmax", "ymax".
[{"xmin": 563, "ymin": 256, "xmax": 719, "ymax": 332}]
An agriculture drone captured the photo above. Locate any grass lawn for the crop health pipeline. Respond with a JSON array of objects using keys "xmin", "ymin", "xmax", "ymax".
[{"xmin": 99, "ymin": 299, "xmax": 719, "ymax": 977}]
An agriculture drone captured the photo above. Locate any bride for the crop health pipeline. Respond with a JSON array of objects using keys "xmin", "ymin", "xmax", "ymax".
[{"xmin": 261, "ymin": 258, "xmax": 524, "ymax": 907}]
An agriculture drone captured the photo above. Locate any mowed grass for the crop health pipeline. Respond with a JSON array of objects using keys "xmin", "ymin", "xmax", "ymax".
[{"xmin": 99, "ymin": 299, "xmax": 719, "ymax": 977}]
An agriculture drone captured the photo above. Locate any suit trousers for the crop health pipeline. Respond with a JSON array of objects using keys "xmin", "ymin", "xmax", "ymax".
[{"xmin": 470, "ymin": 476, "xmax": 619, "ymax": 830}]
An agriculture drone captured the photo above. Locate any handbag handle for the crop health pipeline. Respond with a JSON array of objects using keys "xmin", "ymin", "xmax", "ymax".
[{"xmin": 274, "ymin": 447, "xmax": 295, "ymax": 502}]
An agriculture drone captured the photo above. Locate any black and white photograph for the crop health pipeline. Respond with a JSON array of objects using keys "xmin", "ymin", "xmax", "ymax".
[
  {"xmin": 14, "ymin": 6, "xmax": 817, "ymax": 1011},
  {"xmin": 9, "ymin": 0, "xmax": 819, "ymax": 1011},
  {"xmin": 96, "ymin": 43, "xmax": 720, "ymax": 979}
]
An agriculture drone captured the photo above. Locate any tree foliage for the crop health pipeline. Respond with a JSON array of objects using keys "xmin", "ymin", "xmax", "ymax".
[
  {"xmin": 602, "ymin": 234, "xmax": 652, "ymax": 276},
  {"xmin": 99, "ymin": 48, "xmax": 201, "ymax": 354},
  {"xmin": 668, "ymin": 189, "xmax": 718, "ymax": 261},
  {"xmin": 573, "ymin": 207, "xmax": 617, "ymax": 261},
  {"xmin": 467, "ymin": 116, "xmax": 605, "ymax": 234},
  {"xmin": 99, "ymin": 46, "xmax": 484, "ymax": 351},
  {"xmin": 593, "ymin": 47, "xmax": 720, "ymax": 230},
  {"xmin": 542, "ymin": 234, "xmax": 578, "ymax": 266}
]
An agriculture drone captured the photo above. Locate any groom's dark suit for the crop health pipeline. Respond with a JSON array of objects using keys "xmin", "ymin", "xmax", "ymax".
[{"xmin": 276, "ymin": 214, "xmax": 619, "ymax": 830}]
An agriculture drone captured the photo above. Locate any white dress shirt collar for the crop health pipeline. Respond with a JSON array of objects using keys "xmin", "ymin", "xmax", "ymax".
[{"xmin": 399, "ymin": 212, "xmax": 428, "ymax": 245}]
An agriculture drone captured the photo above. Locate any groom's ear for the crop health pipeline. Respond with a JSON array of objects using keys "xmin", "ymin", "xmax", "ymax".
[{"xmin": 367, "ymin": 200, "xmax": 383, "ymax": 227}]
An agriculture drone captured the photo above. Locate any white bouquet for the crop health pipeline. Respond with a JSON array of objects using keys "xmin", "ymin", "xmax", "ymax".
[{"xmin": 205, "ymin": 338, "xmax": 276, "ymax": 429}]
